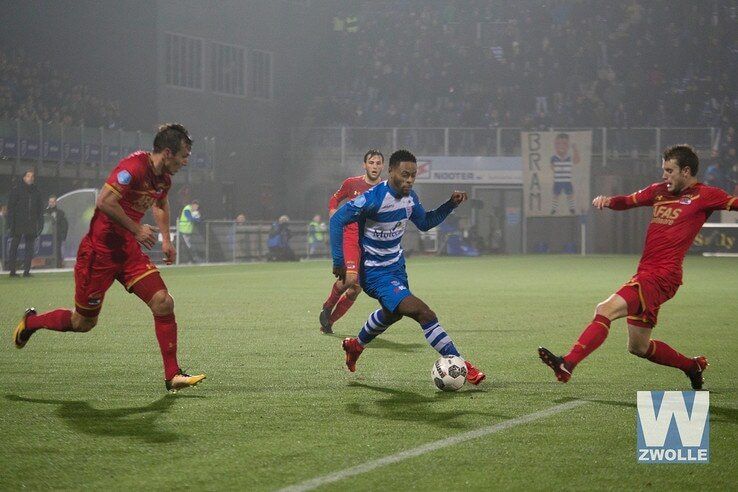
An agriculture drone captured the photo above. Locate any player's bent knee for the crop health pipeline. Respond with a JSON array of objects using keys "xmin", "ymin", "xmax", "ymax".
[
  {"xmin": 627, "ymin": 341, "xmax": 649, "ymax": 358},
  {"xmin": 384, "ymin": 310, "xmax": 402, "ymax": 324},
  {"xmin": 595, "ymin": 300, "xmax": 618, "ymax": 320},
  {"xmin": 72, "ymin": 316, "xmax": 97, "ymax": 332},
  {"xmin": 417, "ymin": 307, "xmax": 437, "ymax": 325},
  {"xmin": 594, "ymin": 302, "xmax": 610, "ymax": 317},
  {"xmin": 149, "ymin": 290, "xmax": 174, "ymax": 315}
]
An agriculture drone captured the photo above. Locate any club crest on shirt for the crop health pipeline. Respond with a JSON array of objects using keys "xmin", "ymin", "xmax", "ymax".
[
  {"xmin": 405, "ymin": 198, "xmax": 414, "ymax": 217},
  {"xmin": 117, "ymin": 170, "xmax": 132, "ymax": 185},
  {"xmin": 679, "ymin": 197, "xmax": 692, "ymax": 205}
]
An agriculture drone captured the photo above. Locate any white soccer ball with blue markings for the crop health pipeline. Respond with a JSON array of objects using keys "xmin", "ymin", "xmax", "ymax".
[{"xmin": 431, "ymin": 355, "xmax": 467, "ymax": 391}]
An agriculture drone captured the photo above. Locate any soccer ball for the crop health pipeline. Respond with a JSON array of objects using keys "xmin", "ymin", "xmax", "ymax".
[{"xmin": 431, "ymin": 355, "xmax": 467, "ymax": 391}]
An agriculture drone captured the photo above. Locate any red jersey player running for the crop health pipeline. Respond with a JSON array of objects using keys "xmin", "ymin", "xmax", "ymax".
[
  {"xmin": 539, "ymin": 144, "xmax": 737, "ymax": 389},
  {"xmin": 319, "ymin": 149, "xmax": 385, "ymax": 334},
  {"xmin": 12, "ymin": 123, "xmax": 205, "ymax": 392}
]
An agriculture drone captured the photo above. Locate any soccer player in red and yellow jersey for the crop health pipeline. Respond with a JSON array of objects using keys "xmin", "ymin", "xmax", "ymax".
[
  {"xmin": 539, "ymin": 145, "xmax": 737, "ymax": 389},
  {"xmin": 12, "ymin": 123, "xmax": 205, "ymax": 392},
  {"xmin": 319, "ymin": 149, "xmax": 384, "ymax": 334}
]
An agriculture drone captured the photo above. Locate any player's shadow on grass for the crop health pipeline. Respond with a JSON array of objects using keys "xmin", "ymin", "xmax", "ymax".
[
  {"xmin": 5, "ymin": 394, "xmax": 200, "ymax": 443},
  {"xmin": 323, "ymin": 333, "xmax": 424, "ymax": 353},
  {"xmin": 576, "ymin": 397, "xmax": 738, "ymax": 424},
  {"xmin": 345, "ymin": 382, "xmax": 506, "ymax": 429}
]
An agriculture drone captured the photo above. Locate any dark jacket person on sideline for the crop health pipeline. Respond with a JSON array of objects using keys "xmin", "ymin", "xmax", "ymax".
[{"xmin": 7, "ymin": 169, "xmax": 44, "ymax": 277}]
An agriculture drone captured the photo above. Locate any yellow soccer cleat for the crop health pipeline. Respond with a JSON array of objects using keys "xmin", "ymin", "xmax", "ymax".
[
  {"xmin": 13, "ymin": 308, "xmax": 37, "ymax": 349},
  {"xmin": 165, "ymin": 370, "xmax": 206, "ymax": 392}
]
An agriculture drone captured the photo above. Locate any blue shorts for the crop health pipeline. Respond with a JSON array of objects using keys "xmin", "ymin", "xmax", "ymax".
[
  {"xmin": 553, "ymin": 181, "xmax": 574, "ymax": 195},
  {"xmin": 361, "ymin": 264, "xmax": 413, "ymax": 313}
]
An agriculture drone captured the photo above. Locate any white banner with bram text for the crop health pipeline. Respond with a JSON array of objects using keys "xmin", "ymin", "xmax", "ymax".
[{"xmin": 522, "ymin": 131, "xmax": 591, "ymax": 217}]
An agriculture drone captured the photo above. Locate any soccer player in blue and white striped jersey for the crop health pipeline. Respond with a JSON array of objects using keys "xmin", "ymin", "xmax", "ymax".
[
  {"xmin": 329, "ymin": 149, "xmax": 486, "ymax": 385},
  {"xmin": 550, "ymin": 133, "xmax": 580, "ymax": 215}
]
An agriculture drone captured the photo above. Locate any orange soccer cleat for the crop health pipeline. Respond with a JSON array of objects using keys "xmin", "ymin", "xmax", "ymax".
[
  {"xmin": 12, "ymin": 308, "xmax": 37, "ymax": 349},
  {"xmin": 165, "ymin": 370, "xmax": 206, "ymax": 392}
]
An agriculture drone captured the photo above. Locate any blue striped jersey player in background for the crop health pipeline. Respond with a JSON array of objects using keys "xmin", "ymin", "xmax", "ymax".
[
  {"xmin": 550, "ymin": 133, "xmax": 580, "ymax": 215},
  {"xmin": 329, "ymin": 149, "xmax": 486, "ymax": 385}
]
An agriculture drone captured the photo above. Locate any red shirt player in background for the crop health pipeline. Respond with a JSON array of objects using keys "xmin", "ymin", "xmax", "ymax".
[
  {"xmin": 13, "ymin": 123, "xmax": 205, "ymax": 392},
  {"xmin": 319, "ymin": 149, "xmax": 384, "ymax": 334},
  {"xmin": 539, "ymin": 144, "xmax": 737, "ymax": 389}
]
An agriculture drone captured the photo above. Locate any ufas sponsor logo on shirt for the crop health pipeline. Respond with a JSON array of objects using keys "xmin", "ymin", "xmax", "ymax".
[{"xmin": 636, "ymin": 391, "xmax": 709, "ymax": 463}]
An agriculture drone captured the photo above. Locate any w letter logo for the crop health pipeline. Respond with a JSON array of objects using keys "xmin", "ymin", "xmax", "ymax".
[{"xmin": 636, "ymin": 391, "xmax": 709, "ymax": 463}]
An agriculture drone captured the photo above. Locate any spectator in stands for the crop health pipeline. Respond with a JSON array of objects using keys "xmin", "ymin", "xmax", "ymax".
[
  {"xmin": 724, "ymin": 147, "xmax": 738, "ymax": 195},
  {"xmin": 0, "ymin": 48, "xmax": 121, "ymax": 127},
  {"xmin": 7, "ymin": 169, "xmax": 44, "ymax": 277},
  {"xmin": 705, "ymin": 150, "xmax": 729, "ymax": 193},
  {"xmin": 44, "ymin": 195, "xmax": 68, "ymax": 268},
  {"xmin": 311, "ymin": 1, "xmax": 736, "ymax": 130}
]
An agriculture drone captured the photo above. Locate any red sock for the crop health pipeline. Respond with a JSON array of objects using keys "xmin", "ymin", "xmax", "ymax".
[
  {"xmin": 329, "ymin": 295, "xmax": 355, "ymax": 323},
  {"xmin": 154, "ymin": 313, "xmax": 179, "ymax": 380},
  {"xmin": 564, "ymin": 314, "xmax": 611, "ymax": 368},
  {"xmin": 26, "ymin": 309, "xmax": 73, "ymax": 331},
  {"xmin": 646, "ymin": 339, "xmax": 696, "ymax": 372},
  {"xmin": 323, "ymin": 283, "xmax": 342, "ymax": 310}
]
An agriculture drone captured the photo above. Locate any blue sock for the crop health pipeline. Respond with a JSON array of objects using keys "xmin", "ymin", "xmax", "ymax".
[
  {"xmin": 357, "ymin": 309, "xmax": 394, "ymax": 346},
  {"xmin": 421, "ymin": 318, "xmax": 460, "ymax": 356}
]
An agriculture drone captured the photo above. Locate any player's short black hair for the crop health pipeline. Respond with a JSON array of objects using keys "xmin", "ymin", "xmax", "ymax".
[
  {"xmin": 389, "ymin": 149, "xmax": 417, "ymax": 170},
  {"xmin": 663, "ymin": 144, "xmax": 699, "ymax": 176},
  {"xmin": 556, "ymin": 133, "xmax": 569, "ymax": 140},
  {"xmin": 153, "ymin": 123, "xmax": 193, "ymax": 154},
  {"xmin": 363, "ymin": 149, "xmax": 384, "ymax": 163}
]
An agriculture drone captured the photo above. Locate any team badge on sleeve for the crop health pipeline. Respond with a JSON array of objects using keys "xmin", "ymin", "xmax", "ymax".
[
  {"xmin": 117, "ymin": 170, "xmax": 132, "ymax": 185},
  {"xmin": 352, "ymin": 194, "xmax": 367, "ymax": 208}
]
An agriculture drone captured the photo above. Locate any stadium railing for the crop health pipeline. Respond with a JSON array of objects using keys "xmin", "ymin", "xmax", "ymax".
[
  {"xmin": 292, "ymin": 126, "xmax": 716, "ymax": 173},
  {"xmin": 0, "ymin": 117, "xmax": 216, "ymax": 176}
]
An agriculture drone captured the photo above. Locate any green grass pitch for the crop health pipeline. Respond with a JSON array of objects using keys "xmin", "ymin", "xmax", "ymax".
[{"xmin": 1, "ymin": 255, "xmax": 736, "ymax": 490}]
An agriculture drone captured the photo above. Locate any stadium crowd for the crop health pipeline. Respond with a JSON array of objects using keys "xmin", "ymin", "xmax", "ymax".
[
  {"xmin": 317, "ymin": 0, "xmax": 737, "ymax": 131},
  {"xmin": 0, "ymin": 49, "xmax": 121, "ymax": 128}
]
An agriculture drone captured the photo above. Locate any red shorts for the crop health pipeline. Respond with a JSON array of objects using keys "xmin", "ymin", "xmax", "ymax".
[
  {"xmin": 74, "ymin": 235, "xmax": 159, "ymax": 316},
  {"xmin": 343, "ymin": 236, "xmax": 361, "ymax": 275},
  {"xmin": 616, "ymin": 273, "xmax": 679, "ymax": 328}
]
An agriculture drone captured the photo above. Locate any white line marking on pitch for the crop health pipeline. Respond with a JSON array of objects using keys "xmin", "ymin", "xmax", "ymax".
[{"xmin": 280, "ymin": 400, "xmax": 587, "ymax": 491}]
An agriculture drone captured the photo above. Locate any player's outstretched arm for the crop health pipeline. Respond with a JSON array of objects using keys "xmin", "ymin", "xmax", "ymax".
[
  {"xmin": 97, "ymin": 186, "xmax": 157, "ymax": 248},
  {"xmin": 410, "ymin": 191, "xmax": 466, "ymax": 231}
]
